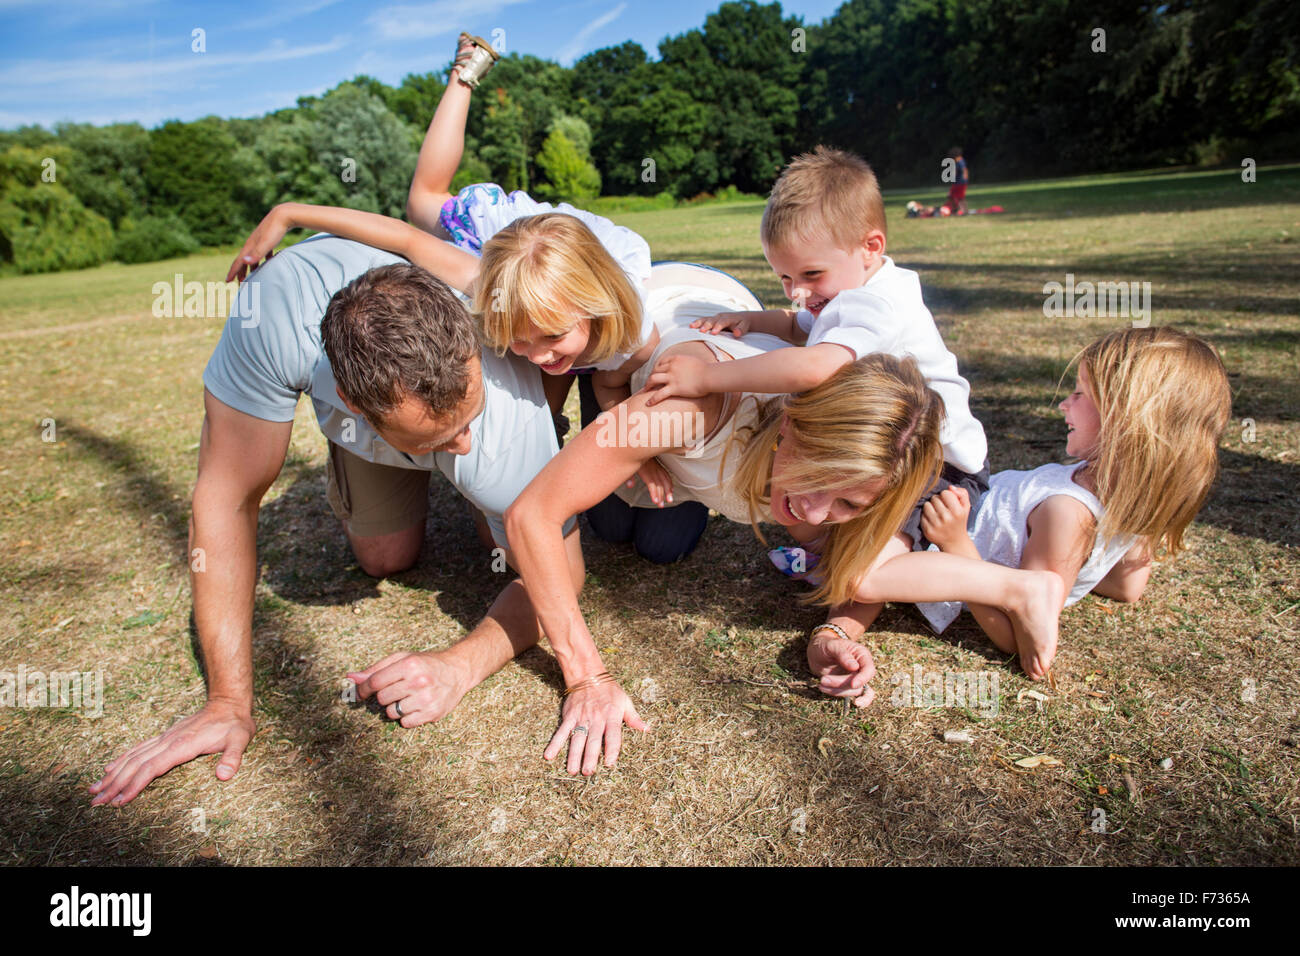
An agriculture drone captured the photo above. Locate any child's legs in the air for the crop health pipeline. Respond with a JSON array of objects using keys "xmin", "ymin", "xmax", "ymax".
[{"xmin": 407, "ymin": 38, "xmax": 476, "ymax": 232}]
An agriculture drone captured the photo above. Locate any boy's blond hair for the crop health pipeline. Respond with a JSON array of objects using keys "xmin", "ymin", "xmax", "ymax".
[
  {"xmin": 1075, "ymin": 326, "xmax": 1231, "ymax": 556},
  {"xmin": 473, "ymin": 212, "xmax": 643, "ymax": 363},
  {"xmin": 724, "ymin": 353, "xmax": 944, "ymax": 607},
  {"xmin": 761, "ymin": 146, "xmax": 887, "ymax": 251}
]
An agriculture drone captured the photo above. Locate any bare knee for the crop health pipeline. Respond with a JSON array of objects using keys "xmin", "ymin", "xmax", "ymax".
[{"xmin": 349, "ymin": 524, "xmax": 424, "ymax": 578}]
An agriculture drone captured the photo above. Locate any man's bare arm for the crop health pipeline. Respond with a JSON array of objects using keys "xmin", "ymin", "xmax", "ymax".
[
  {"xmin": 350, "ymin": 528, "xmax": 586, "ymax": 724},
  {"xmin": 90, "ymin": 390, "xmax": 291, "ymax": 807}
]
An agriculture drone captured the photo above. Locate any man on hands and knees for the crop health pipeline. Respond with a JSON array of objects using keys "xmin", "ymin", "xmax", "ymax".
[{"xmin": 90, "ymin": 236, "xmax": 580, "ymax": 808}]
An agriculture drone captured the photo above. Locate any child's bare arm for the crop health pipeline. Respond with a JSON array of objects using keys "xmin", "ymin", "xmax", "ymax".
[
  {"xmin": 228, "ymin": 202, "xmax": 480, "ymax": 293},
  {"xmin": 642, "ymin": 342, "xmax": 852, "ymax": 405},
  {"xmin": 692, "ymin": 309, "xmax": 802, "ymax": 343},
  {"xmin": 592, "ymin": 335, "xmax": 676, "ymax": 505},
  {"xmin": 1003, "ymin": 495, "xmax": 1093, "ymax": 650},
  {"xmin": 1090, "ymin": 540, "xmax": 1152, "ymax": 603},
  {"xmin": 590, "ymin": 329, "xmax": 659, "ymax": 411}
]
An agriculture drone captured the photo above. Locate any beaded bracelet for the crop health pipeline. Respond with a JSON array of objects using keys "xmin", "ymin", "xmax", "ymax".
[{"xmin": 809, "ymin": 622, "xmax": 850, "ymax": 644}]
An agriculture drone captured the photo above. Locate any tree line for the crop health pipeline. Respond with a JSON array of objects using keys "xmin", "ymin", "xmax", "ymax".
[{"xmin": 2, "ymin": 0, "xmax": 1295, "ymax": 273}]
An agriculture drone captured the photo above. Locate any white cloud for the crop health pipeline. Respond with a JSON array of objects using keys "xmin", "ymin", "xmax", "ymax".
[
  {"xmin": 366, "ymin": 0, "xmax": 531, "ymax": 42},
  {"xmin": 0, "ymin": 36, "xmax": 350, "ymax": 104},
  {"xmin": 554, "ymin": 1, "xmax": 625, "ymax": 64}
]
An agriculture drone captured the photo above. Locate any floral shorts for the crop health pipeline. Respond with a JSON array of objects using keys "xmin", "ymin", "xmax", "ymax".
[{"xmin": 439, "ymin": 182, "xmax": 511, "ymax": 255}]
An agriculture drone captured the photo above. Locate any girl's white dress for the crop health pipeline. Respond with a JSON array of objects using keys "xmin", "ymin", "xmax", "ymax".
[{"xmin": 917, "ymin": 461, "xmax": 1138, "ymax": 633}]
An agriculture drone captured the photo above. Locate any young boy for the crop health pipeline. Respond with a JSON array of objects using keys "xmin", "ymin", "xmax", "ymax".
[
  {"xmin": 946, "ymin": 146, "xmax": 969, "ymax": 215},
  {"xmin": 642, "ymin": 145, "xmax": 991, "ymax": 627}
]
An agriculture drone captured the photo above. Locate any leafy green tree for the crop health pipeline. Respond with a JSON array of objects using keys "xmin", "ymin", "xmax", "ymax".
[
  {"xmin": 465, "ymin": 54, "xmax": 574, "ymax": 190},
  {"xmin": 658, "ymin": 0, "xmax": 805, "ymax": 192},
  {"xmin": 310, "ymin": 83, "xmax": 419, "ymax": 218},
  {"xmin": 387, "ymin": 72, "xmax": 452, "ymax": 128},
  {"xmin": 113, "ymin": 212, "xmax": 200, "ymax": 263},
  {"xmin": 145, "ymin": 117, "xmax": 256, "ymax": 245},
  {"xmin": 251, "ymin": 109, "xmax": 346, "ymax": 209},
  {"xmin": 475, "ymin": 88, "xmax": 532, "ymax": 191},
  {"xmin": 52, "ymin": 122, "xmax": 150, "ymax": 227},
  {"xmin": 0, "ymin": 146, "xmax": 112, "ymax": 272},
  {"xmin": 535, "ymin": 130, "xmax": 601, "ymax": 202}
]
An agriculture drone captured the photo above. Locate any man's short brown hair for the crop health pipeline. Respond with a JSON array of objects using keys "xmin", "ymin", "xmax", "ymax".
[
  {"xmin": 761, "ymin": 146, "xmax": 887, "ymax": 251},
  {"xmin": 320, "ymin": 263, "xmax": 480, "ymax": 428}
]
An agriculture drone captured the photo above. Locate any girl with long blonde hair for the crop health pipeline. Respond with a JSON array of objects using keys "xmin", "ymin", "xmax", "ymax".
[{"xmin": 912, "ymin": 326, "xmax": 1232, "ymax": 678}]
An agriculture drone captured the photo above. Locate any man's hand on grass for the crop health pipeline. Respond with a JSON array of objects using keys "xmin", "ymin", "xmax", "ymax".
[
  {"xmin": 89, "ymin": 699, "xmax": 256, "ymax": 807},
  {"xmin": 348, "ymin": 650, "xmax": 472, "ymax": 727}
]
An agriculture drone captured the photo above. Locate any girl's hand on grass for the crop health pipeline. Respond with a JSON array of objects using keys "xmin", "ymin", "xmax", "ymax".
[
  {"xmin": 629, "ymin": 457, "xmax": 674, "ymax": 507},
  {"xmin": 691, "ymin": 312, "xmax": 752, "ymax": 337},
  {"xmin": 226, "ymin": 204, "xmax": 293, "ymax": 284},
  {"xmin": 89, "ymin": 699, "xmax": 256, "ymax": 808},
  {"xmin": 920, "ymin": 486, "xmax": 972, "ymax": 551},
  {"xmin": 545, "ymin": 678, "xmax": 647, "ymax": 775},
  {"xmin": 642, "ymin": 354, "xmax": 710, "ymax": 406},
  {"xmin": 807, "ymin": 632, "xmax": 876, "ymax": 708}
]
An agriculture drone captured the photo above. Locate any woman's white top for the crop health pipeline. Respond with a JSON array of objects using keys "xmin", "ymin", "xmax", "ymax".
[
  {"xmin": 615, "ymin": 267, "xmax": 786, "ymax": 520},
  {"xmin": 917, "ymin": 461, "xmax": 1138, "ymax": 633}
]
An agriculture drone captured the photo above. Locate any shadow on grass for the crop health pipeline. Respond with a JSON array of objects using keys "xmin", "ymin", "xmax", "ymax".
[{"xmin": 23, "ymin": 424, "xmax": 467, "ymax": 864}]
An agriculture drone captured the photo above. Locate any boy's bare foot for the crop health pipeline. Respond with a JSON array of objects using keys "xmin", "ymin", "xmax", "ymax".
[{"xmin": 1008, "ymin": 570, "xmax": 1065, "ymax": 680}]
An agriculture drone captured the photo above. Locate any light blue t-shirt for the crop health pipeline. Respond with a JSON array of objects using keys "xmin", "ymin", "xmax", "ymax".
[{"xmin": 202, "ymin": 234, "xmax": 570, "ymax": 547}]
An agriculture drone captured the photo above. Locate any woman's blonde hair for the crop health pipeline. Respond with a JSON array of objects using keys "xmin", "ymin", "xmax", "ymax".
[
  {"xmin": 725, "ymin": 353, "xmax": 945, "ymax": 607},
  {"xmin": 472, "ymin": 213, "xmax": 643, "ymax": 363},
  {"xmin": 1075, "ymin": 326, "xmax": 1231, "ymax": 555}
]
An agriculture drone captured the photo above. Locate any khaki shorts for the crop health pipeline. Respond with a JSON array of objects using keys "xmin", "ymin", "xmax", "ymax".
[{"xmin": 325, "ymin": 441, "xmax": 431, "ymax": 538}]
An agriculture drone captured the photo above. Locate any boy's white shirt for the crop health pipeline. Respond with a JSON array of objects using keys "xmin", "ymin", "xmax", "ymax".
[{"xmin": 795, "ymin": 255, "xmax": 988, "ymax": 474}]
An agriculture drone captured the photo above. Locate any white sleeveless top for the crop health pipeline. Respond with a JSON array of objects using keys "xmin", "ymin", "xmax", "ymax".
[
  {"xmin": 619, "ymin": 324, "xmax": 787, "ymax": 522},
  {"xmin": 917, "ymin": 461, "xmax": 1138, "ymax": 633}
]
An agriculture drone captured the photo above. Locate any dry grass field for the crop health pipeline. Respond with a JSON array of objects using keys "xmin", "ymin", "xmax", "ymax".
[{"xmin": 2, "ymin": 165, "xmax": 1297, "ymax": 865}]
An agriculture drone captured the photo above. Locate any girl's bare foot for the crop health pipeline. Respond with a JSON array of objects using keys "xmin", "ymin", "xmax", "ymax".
[{"xmin": 1009, "ymin": 570, "xmax": 1065, "ymax": 680}]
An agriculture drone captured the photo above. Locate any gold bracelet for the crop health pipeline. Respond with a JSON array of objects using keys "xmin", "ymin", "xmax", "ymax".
[{"xmin": 564, "ymin": 670, "xmax": 615, "ymax": 696}]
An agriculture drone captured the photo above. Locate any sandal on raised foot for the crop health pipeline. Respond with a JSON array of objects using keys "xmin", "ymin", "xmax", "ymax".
[{"xmin": 454, "ymin": 32, "xmax": 500, "ymax": 89}]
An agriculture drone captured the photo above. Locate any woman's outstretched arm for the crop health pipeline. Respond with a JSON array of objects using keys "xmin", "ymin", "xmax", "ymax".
[{"xmin": 505, "ymin": 377, "xmax": 723, "ymax": 775}]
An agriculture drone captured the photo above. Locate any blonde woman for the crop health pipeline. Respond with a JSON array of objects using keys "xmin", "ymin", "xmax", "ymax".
[
  {"xmin": 504, "ymin": 321, "xmax": 1068, "ymax": 776},
  {"xmin": 914, "ymin": 326, "xmax": 1233, "ymax": 677}
]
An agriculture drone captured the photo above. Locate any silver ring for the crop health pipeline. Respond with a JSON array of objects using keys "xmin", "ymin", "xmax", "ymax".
[
  {"xmin": 394, "ymin": 700, "xmax": 405, "ymax": 718},
  {"xmin": 572, "ymin": 725, "xmax": 588, "ymax": 736}
]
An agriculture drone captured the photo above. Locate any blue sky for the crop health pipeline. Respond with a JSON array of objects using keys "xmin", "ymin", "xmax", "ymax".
[{"xmin": 0, "ymin": 0, "xmax": 845, "ymax": 130}]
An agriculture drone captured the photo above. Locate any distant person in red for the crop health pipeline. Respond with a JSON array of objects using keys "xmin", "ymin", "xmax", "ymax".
[{"xmin": 946, "ymin": 146, "xmax": 969, "ymax": 215}]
